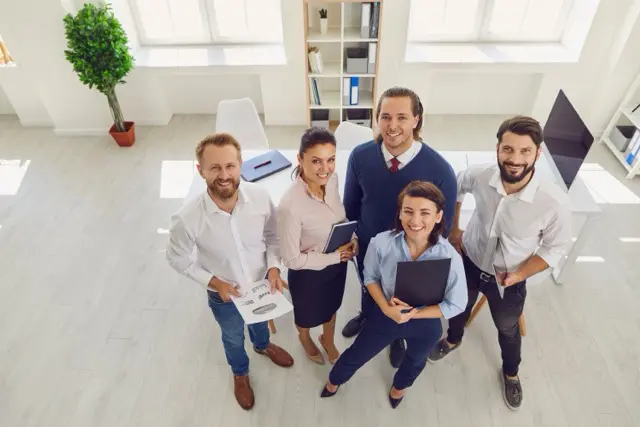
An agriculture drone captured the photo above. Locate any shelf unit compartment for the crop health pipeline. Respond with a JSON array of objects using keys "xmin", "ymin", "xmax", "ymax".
[
  {"xmin": 342, "ymin": 76, "xmax": 374, "ymax": 109},
  {"xmin": 310, "ymin": 109, "xmax": 341, "ymax": 131},
  {"xmin": 307, "ymin": 43, "xmax": 341, "ymax": 77},
  {"xmin": 309, "ymin": 77, "xmax": 341, "ymax": 109},
  {"xmin": 306, "ymin": 2, "xmax": 342, "ymax": 42},
  {"xmin": 343, "ymin": 108, "xmax": 372, "ymax": 127},
  {"xmin": 343, "ymin": 1, "xmax": 380, "ymax": 42},
  {"xmin": 343, "ymin": 41, "xmax": 376, "ymax": 76}
]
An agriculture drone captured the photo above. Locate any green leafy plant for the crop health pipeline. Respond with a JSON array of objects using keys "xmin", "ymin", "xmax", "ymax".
[
  {"xmin": 319, "ymin": 8, "xmax": 328, "ymax": 19},
  {"xmin": 63, "ymin": 3, "xmax": 134, "ymax": 132}
]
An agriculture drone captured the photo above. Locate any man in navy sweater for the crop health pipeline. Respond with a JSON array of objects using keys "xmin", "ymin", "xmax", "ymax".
[{"xmin": 341, "ymin": 86, "xmax": 458, "ymax": 368}]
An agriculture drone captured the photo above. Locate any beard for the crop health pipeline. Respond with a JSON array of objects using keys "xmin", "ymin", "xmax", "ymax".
[
  {"xmin": 208, "ymin": 177, "xmax": 240, "ymax": 200},
  {"xmin": 498, "ymin": 159, "xmax": 536, "ymax": 184}
]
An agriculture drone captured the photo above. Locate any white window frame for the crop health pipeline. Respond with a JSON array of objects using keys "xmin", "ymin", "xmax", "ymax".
[
  {"xmin": 127, "ymin": 0, "xmax": 283, "ymax": 47},
  {"xmin": 409, "ymin": 0, "xmax": 575, "ymax": 44}
]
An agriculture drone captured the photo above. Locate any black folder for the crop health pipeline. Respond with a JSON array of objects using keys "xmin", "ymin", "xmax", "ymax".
[
  {"xmin": 323, "ymin": 220, "xmax": 358, "ymax": 253},
  {"xmin": 394, "ymin": 258, "xmax": 451, "ymax": 307}
]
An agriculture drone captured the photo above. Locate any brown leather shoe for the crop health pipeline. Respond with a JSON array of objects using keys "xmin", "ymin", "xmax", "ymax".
[
  {"xmin": 233, "ymin": 375, "xmax": 255, "ymax": 410},
  {"xmin": 254, "ymin": 343, "xmax": 294, "ymax": 368}
]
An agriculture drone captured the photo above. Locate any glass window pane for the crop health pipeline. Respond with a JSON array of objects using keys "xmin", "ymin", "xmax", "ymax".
[
  {"xmin": 168, "ymin": 0, "xmax": 210, "ymax": 41},
  {"xmin": 408, "ymin": 0, "xmax": 479, "ymax": 40},
  {"xmin": 489, "ymin": 0, "xmax": 565, "ymax": 39},
  {"xmin": 135, "ymin": 0, "xmax": 173, "ymax": 41},
  {"xmin": 488, "ymin": 0, "xmax": 528, "ymax": 35},
  {"xmin": 521, "ymin": 0, "xmax": 564, "ymax": 37}
]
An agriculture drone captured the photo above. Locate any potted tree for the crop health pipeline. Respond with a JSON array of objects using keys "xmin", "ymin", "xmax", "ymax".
[{"xmin": 63, "ymin": 3, "xmax": 135, "ymax": 146}]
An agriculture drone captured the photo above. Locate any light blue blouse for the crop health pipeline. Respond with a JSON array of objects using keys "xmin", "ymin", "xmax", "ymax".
[{"xmin": 363, "ymin": 231, "xmax": 468, "ymax": 319}]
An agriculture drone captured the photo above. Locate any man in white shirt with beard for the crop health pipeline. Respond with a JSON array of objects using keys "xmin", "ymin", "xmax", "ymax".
[
  {"xmin": 166, "ymin": 133, "xmax": 294, "ymax": 411},
  {"xmin": 427, "ymin": 116, "xmax": 572, "ymax": 411}
]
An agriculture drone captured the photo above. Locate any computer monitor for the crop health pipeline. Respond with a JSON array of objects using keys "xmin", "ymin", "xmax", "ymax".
[{"xmin": 541, "ymin": 90, "xmax": 595, "ymax": 191}]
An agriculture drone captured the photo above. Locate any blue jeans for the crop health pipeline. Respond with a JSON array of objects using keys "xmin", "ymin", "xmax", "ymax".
[{"xmin": 207, "ymin": 290, "xmax": 270, "ymax": 376}]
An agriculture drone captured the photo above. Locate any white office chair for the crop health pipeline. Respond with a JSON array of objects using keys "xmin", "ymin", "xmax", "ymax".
[
  {"xmin": 334, "ymin": 121, "xmax": 374, "ymax": 150},
  {"xmin": 215, "ymin": 98, "xmax": 269, "ymax": 149}
]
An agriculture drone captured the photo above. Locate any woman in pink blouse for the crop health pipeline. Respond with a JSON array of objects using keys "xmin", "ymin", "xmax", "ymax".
[{"xmin": 277, "ymin": 127, "xmax": 357, "ymax": 365}]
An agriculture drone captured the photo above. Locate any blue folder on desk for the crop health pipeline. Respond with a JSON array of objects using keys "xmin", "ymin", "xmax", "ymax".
[{"xmin": 241, "ymin": 150, "xmax": 292, "ymax": 182}]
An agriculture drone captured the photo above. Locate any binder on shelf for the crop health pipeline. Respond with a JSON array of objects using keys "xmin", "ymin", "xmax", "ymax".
[
  {"xmin": 360, "ymin": 3, "xmax": 371, "ymax": 39},
  {"xmin": 369, "ymin": 2, "xmax": 380, "ymax": 38},
  {"xmin": 625, "ymin": 130, "xmax": 640, "ymax": 165},
  {"xmin": 349, "ymin": 77, "xmax": 359, "ymax": 105},
  {"xmin": 342, "ymin": 77, "xmax": 351, "ymax": 106},
  {"xmin": 367, "ymin": 43, "xmax": 376, "ymax": 74}
]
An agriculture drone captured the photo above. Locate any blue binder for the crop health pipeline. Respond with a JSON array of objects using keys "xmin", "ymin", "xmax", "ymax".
[{"xmin": 241, "ymin": 150, "xmax": 292, "ymax": 182}]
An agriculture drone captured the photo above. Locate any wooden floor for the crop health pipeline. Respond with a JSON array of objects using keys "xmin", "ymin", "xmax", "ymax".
[{"xmin": 1, "ymin": 114, "xmax": 639, "ymax": 427}]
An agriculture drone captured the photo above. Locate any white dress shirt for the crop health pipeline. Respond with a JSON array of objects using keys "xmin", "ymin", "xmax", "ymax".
[
  {"xmin": 166, "ymin": 182, "xmax": 280, "ymax": 291},
  {"xmin": 381, "ymin": 140, "xmax": 421, "ymax": 169},
  {"xmin": 457, "ymin": 164, "xmax": 572, "ymax": 274}
]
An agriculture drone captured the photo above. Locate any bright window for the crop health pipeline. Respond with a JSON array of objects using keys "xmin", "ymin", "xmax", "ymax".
[
  {"xmin": 128, "ymin": 0, "xmax": 284, "ymax": 46},
  {"xmin": 408, "ymin": 0, "xmax": 574, "ymax": 43}
]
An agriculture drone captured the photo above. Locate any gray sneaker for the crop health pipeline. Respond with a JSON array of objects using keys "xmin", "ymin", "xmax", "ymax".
[
  {"xmin": 501, "ymin": 370, "xmax": 523, "ymax": 411},
  {"xmin": 427, "ymin": 339, "xmax": 460, "ymax": 363}
]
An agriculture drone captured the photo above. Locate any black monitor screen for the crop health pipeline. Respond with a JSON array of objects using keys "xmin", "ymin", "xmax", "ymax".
[{"xmin": 542, "ymin": 90, "xmax": 594, "ymax": 189}]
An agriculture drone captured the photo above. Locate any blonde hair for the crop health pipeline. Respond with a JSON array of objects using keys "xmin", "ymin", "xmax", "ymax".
[{"xmin": 195, "ymin": 133, "xmax": 242, "ymax": 162}]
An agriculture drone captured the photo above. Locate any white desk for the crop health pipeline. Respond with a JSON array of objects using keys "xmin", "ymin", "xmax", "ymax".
[{"xmin": 186, "ymin": 149, "xmax": 601, "ymax": 286}]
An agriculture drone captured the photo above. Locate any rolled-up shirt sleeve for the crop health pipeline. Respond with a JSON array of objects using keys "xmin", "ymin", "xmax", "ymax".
[
  {"xmin": 456, "ymin": 167, "xmax": 476, "ymax": 203},
  {"xmin": 439, "ymin": 250, "xmax": 468, "ymax": 319},
  {"xmin": 536, "ymin": 201, "xmax": 572, "ymax": 269},
  {"xmin": 363, "ymin": 235, "xmax": 381, "ymax": 287},
  {"xmin": 166, "ymin": 214, "xmax": 213, "ymax": 289}
]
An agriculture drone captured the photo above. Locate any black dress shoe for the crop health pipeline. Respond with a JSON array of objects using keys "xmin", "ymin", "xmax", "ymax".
[
  {"xmin": 388, "ymin": 389, "xmax": 404, "ymax": 409},
  {"xmin": 342, "ymin": 312, "xmax": 365, "ymax": 338},
  {"xmin": 320, "ymin": 384, "xmax": 340, "ymax": 398},
  {"xmin": 389, "ymin": 338, "xmax": 406, "ymax": 368}
]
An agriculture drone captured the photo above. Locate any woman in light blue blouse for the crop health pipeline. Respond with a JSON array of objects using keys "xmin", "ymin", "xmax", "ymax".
[{"xmin": 320, "ymin": 180, "xmax": 468, "ymax": 408}]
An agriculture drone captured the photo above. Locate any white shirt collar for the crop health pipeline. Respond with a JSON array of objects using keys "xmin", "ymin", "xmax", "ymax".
[
  {"xmin": 488, "ymin": 168, "xmax": 539, "ymax": 203},
  {"xmin": 381, "ymin": 140, "xmax": 421, "ymax": 164},
  {"xmin": 203, "ymin": 181, "xmax": 251, "ymax": 214}
]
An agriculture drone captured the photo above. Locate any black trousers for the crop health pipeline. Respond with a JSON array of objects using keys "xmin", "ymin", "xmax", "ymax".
[{"xmin": 447, "ymin": 252, "xmax": 527, "ymax": 377}]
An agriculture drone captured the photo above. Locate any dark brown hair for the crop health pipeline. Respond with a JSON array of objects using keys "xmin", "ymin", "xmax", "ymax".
[
  {"xmin": 496, "ymin": 115, "xmax": 543, "ymax": 146},
  {"xmin": 195, "ymin": 133, "xmax": 242, "ymax": 162},
  {"xmin": 374, "ymin": 86, "xmax": 424, "ymax": 142},
  {"xmin": 392, "ymin": 181, "xmax": 446, "ymax": 247},
  {"xmin": 292, "ymin": 127, "xmax": 337, "ymax": 179}
]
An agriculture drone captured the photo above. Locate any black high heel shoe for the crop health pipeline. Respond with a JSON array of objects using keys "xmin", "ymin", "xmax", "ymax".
[
  {"xmin": 388, "ymin": 388, "xmax": 404, "ymax": 409},
  {"xmin": 320, "ymin": 383, "xmax": 340, "ymax": 398}
]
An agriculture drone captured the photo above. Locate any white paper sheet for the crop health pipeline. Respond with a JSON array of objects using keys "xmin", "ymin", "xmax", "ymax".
[{"xmin": 231, "ymin": 279, "xmax": 293, "ymax": 324}]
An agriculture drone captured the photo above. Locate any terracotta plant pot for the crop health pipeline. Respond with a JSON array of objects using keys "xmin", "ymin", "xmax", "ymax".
[{"xmin": 109, "ymin": 121, "xmax": 135, "ymax": 147}]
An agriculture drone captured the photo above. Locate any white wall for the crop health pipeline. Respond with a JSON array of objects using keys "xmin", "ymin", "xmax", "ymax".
[{"xmin": 0, "ymin": 86, "xmax": 15, "ymax": 115}]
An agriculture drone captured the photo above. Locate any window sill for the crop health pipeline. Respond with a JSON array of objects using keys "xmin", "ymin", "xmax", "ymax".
[
  {"xmin": 134, "ymin": 44, "xmax": 287, "ymax": 68},
  {"xmin": 405, "ymin": 42, "xmax": 581, "ymax": 65}
]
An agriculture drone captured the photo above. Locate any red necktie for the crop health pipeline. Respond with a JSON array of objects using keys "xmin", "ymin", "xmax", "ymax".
[{"xmin": 390, "ymin": 157, "xmax": 400, "ymax": 173}]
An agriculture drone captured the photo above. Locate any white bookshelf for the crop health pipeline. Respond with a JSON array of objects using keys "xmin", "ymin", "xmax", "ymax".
[
  {"xmin": 304, "ymin": 0, "xmax": 383, "ymax": 131},
  {"xmin": 599, "ymin": 73, "xmax": 640, "ymax": 179}
]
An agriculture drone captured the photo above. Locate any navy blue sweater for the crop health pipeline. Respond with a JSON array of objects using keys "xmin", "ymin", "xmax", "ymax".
[{"xmin": 343, "ymin": 141, "xmax": 458, "ymax": 262}]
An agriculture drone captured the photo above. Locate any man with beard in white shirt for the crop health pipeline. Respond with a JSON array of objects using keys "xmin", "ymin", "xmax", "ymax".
[
  {"xmin": 427, "ymin": 116, "xmax": 571, "ymax": 411},
  {"xmin": 166, "ymin": 133, "xmax": 294, "ymax": 411}
]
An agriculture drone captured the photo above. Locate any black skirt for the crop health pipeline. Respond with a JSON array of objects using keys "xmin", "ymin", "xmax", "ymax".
[{"xmin": 287, "ymin": 262, "xmax": 348, "ymax": 328}]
